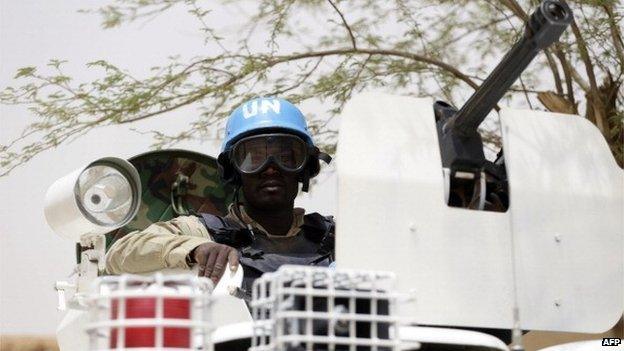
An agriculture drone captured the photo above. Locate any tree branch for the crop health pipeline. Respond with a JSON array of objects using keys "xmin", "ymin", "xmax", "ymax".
[
  {"xmin": 518, "ymin": 75, "xmax": 533, "ymax": 109},
  {"xmin": 106, "ymin": 47, "xmax": 481, "ymax": 127},
  {"xmin": 543, "ymin": 49, "xmax": 564, "ymax": 95},
  {"xmin": 272, "ymin": 58, "xmax": 324, "ymax": 96},
  {"xmin": 498, "ymin": 0, "xmax": 528, "ymax": 21},
  {"xmin": 326, "ymin": 0, "xmax": 357, "ymax": 50},
  {"xmin": 567, "ymin": 6, "xmax": 599, "ymax": 93},
  {"xmin": 554, "ymin": 45, "xmax": 577, "ymax": 113},
  {"xmin": 271, "ymin": 48, "xmax": 479, "ymax": 89},
  {"xmin": 117, "ymin": 70, "xmax": 246, "ymax": 124},
  {"xmin": 601, "ymin": 3, "xmax": 624, "ymax": 75},
  {"xmin": 569, "ymin": 14, "xmax": 607, "ymax": 134}
]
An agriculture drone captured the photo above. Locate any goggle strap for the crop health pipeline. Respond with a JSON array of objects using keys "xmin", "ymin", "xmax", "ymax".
[
  {"xmin": 308, "ymin": 146, "xmax": 332, "ymax": 164},
  {"xmin": 318, "ymin": 151, "xmax": 332, "ymax": 164}
]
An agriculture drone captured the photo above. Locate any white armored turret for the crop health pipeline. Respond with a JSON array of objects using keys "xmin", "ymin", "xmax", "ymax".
[{"xmin": 336, "ymin": 93, "xmax": 623, "ymax": 333}]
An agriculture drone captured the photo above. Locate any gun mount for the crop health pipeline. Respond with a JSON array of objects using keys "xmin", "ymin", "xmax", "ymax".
[{"xmin": 435, "ymin": 0, "xmax": 573, "ymax": 211}]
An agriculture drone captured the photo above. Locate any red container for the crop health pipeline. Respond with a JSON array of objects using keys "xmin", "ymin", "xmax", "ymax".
[{"xmin": 110, "ymin": 297, "xmax": 191, "ymax": 348}]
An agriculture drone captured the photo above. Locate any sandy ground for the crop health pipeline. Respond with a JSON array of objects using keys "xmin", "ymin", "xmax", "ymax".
[
  {"xmin": 0, "ymin": 335, "xmax": 59, "ymax": 351},
  {"xmin": 523, "ymin": 317, "xmax": 623, "ymax": 350}
]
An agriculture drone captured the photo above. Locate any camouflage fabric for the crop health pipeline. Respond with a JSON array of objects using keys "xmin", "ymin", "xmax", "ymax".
[{"xmin": 104, "ymin": 149, "xmax": 235, "ymax": 251}]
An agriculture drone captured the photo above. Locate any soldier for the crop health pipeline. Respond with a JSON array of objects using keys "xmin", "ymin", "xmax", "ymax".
[{"xmin": 106, "ymin": 97, "xmax": 333, "ymax": 295}]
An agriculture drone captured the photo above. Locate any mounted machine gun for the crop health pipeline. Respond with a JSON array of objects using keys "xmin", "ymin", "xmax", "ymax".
[{"xmin": 434, "ymin": 0, "xmax": 573, "ymax": 211}]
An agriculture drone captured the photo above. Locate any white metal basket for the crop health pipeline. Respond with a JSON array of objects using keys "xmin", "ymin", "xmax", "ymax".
[
  {"xmin": 86, "ymin": 273, "xmax": 214, "ymax": 351},
  {"xmin": 250, "ymin": 265, "xmax": 400, "ymax": 351}
]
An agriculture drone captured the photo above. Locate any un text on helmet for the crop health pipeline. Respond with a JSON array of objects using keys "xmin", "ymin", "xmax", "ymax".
[{"xmin": 243, "ymin": 99, "xmax": 281, "ymax": 119}]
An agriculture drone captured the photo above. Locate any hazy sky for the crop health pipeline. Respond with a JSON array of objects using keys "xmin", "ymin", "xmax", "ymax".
[{"xmin": 0, "ymin": 0, "xmax": 336, "ymax": 334}]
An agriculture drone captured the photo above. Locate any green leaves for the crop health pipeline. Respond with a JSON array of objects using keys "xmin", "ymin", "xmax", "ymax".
[{"xmin": 14, "ymin": 67, "xmax": 36, "ymax": 79}]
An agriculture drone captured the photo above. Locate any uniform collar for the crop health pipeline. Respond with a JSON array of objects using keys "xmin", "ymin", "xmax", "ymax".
[{"xmin": 226, "ymin": 203, "xmax": 305, "ymax": 238}]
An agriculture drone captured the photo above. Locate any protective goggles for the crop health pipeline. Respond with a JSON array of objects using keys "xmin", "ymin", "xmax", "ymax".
[{"xmin": 230, "ymin": 134, "xmax": 310, "ymax": 174}]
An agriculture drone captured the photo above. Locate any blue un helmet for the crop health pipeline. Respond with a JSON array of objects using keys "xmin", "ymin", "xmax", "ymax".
[{"xmin": 217, "ymin": 97, "xmax": 331, "ymax": 192}]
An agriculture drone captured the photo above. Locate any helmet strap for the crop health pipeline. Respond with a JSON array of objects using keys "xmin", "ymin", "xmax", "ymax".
[
  {"xmin": 231, "ymin": 185, "xmax": 258, "ymax": 238},
  {"xmin": 232, "ymin": 184, "xmax": 245, "ymax": 221},
  {"xmin": 231, "ymin": 170, "xmax": 241, "ymax": 188},
  {"xmin": 318, "ymin": 151, "xmax": 332, "ymax": 164},
  {"xmin": 301, "ymin": 167, "xmax": 311, "ymax": 192}
]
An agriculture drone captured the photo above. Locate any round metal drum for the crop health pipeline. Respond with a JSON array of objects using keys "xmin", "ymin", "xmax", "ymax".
[{"xmin": 105, "ymin": 149, "xmax": 236, "ymax": 250}]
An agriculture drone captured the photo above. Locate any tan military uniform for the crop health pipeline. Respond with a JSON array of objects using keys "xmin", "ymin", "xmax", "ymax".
[{"xmin": 105, "ymin": 205, "xmax": 305, "ymax": 275}]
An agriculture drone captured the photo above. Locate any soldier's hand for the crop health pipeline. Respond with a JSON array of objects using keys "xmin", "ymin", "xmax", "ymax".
[{"xmin": 191, "ymin": 242, "xmax": 239, "ymax": 285}]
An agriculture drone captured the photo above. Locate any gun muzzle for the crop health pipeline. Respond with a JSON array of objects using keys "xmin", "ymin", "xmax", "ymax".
[{"xmin": 528, "ymin": 0, "xmax": 574, "ymax": 49}]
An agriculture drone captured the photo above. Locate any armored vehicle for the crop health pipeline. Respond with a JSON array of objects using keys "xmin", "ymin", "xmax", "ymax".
[{"xmin": 44, "ymin": 1, "xmax": 622, "ymax": 350}]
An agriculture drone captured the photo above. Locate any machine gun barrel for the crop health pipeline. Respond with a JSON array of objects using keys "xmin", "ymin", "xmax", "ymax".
[{"xmin": 443, "ymin": 0, "xmax": 573, "ymax": 137}]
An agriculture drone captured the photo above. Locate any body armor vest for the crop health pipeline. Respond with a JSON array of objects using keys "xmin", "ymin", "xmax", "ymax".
[{"xmin": 198, "ymin": 212, "xmax": 335, "ymax": 299}]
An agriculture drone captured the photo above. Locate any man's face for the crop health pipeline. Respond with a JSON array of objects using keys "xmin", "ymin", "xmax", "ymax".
[{"xmin": 240, "ymin": 163, "xmax": 299, "ymax": 211}]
